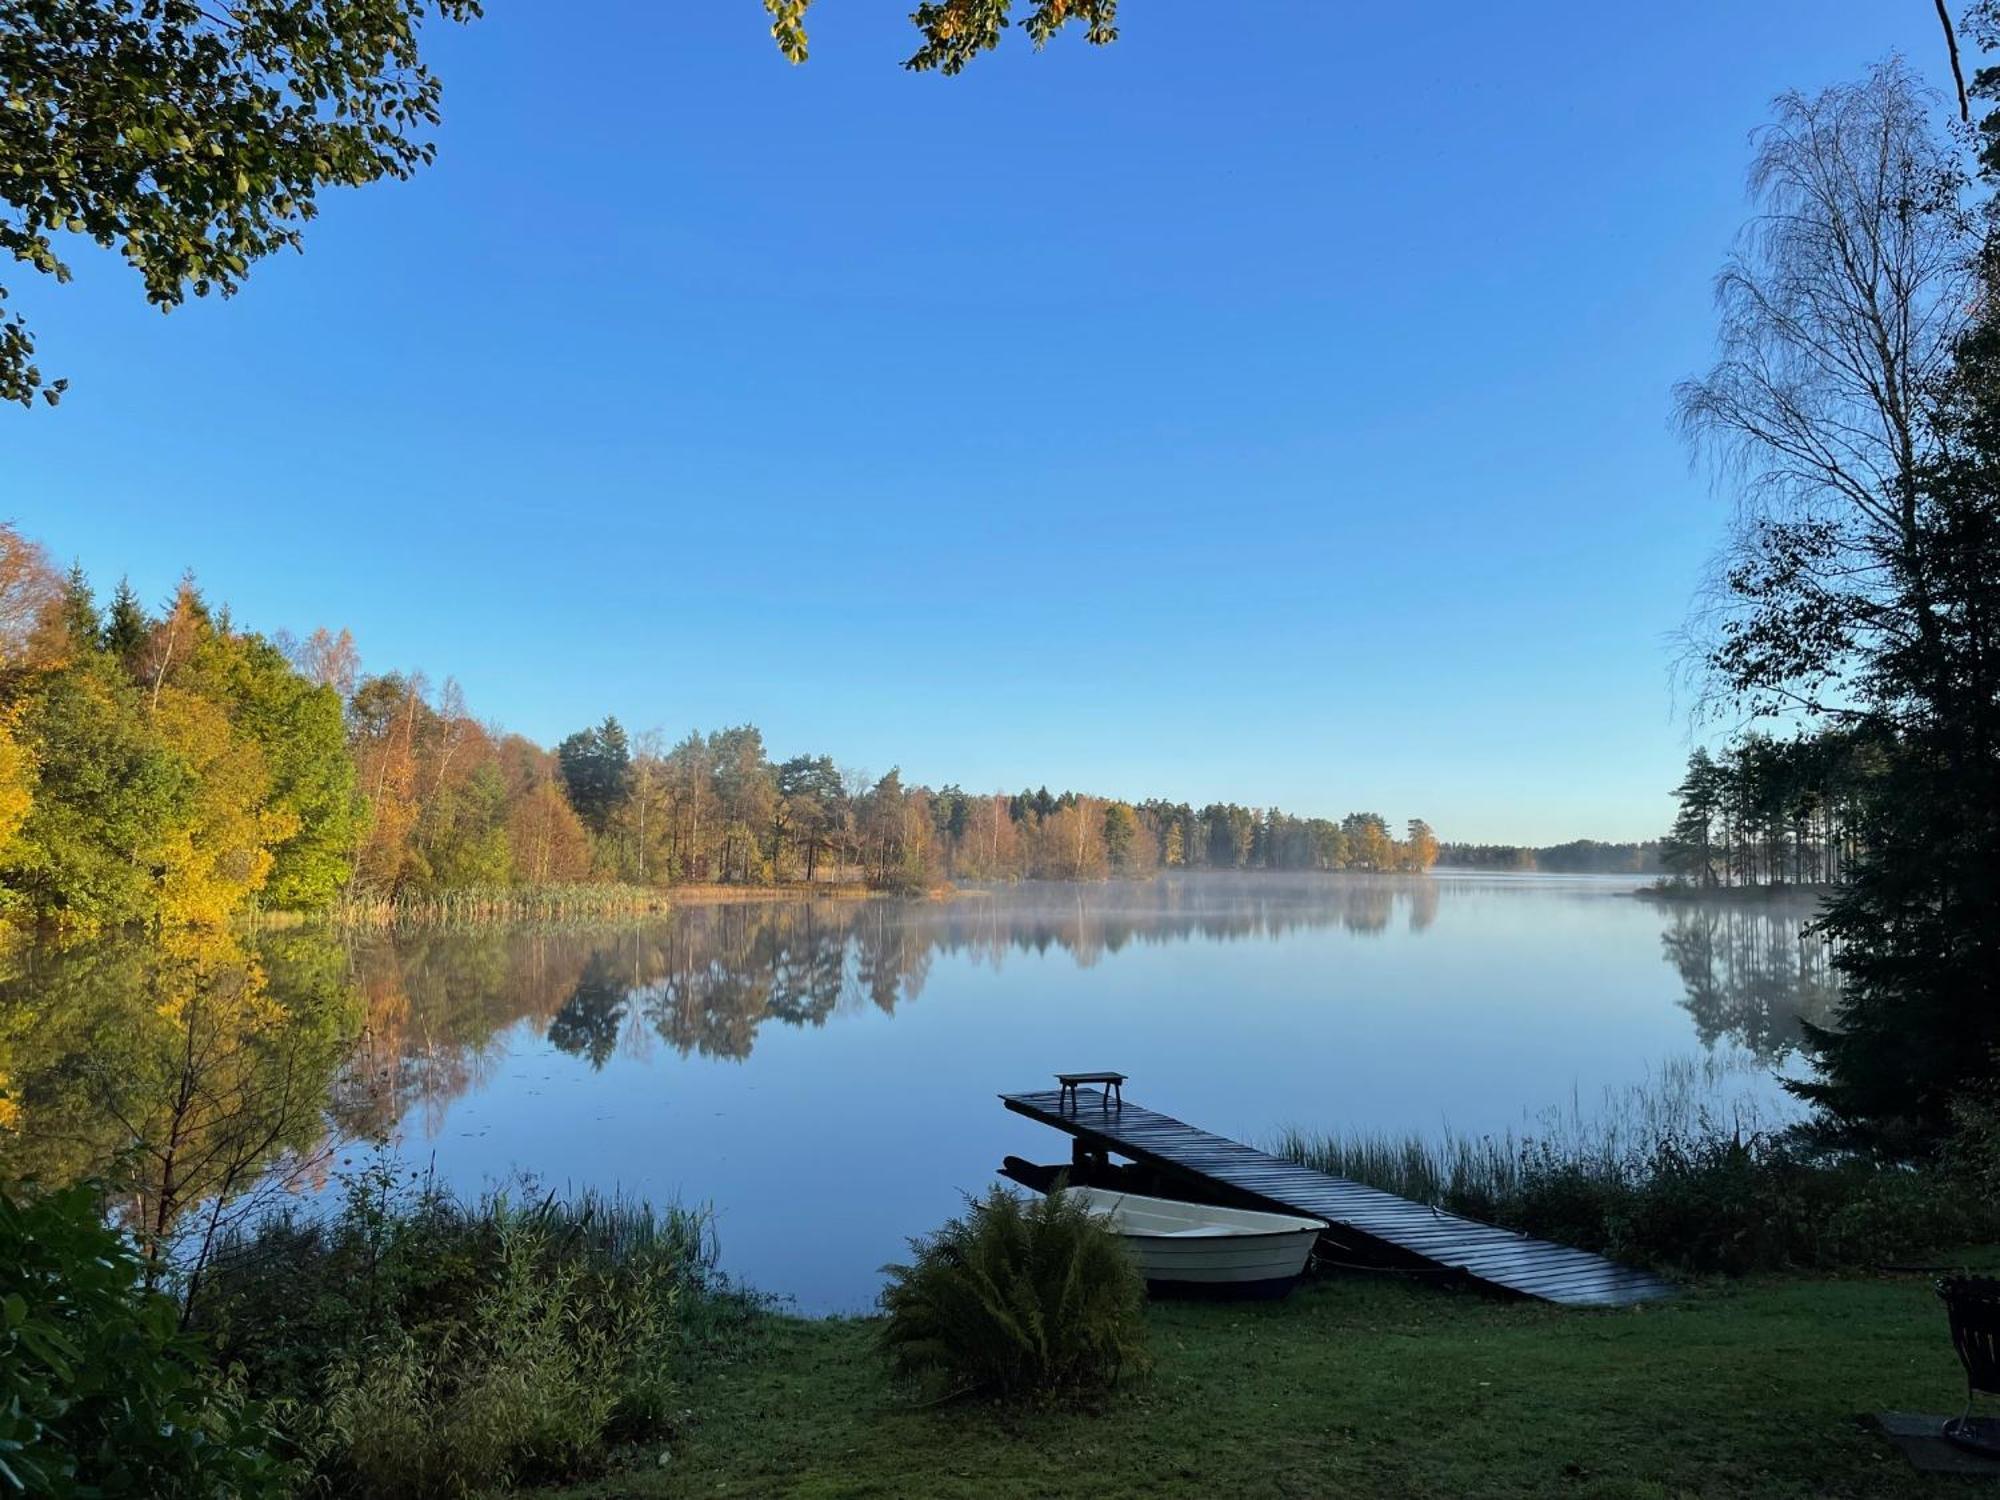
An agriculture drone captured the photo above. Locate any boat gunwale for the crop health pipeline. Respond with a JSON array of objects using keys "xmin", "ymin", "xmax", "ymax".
[{"xmin": 1061, "ymin": 1185, "xmax": 1328, "ymax": 1239}]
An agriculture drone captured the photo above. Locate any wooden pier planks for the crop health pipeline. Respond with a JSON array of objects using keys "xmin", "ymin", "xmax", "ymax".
[{"xmin": 1001, "ymin": 1088, "xmax": 1673, "ymax": 1309}]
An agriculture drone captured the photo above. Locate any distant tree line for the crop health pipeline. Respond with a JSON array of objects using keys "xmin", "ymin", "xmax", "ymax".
[
  {"xmin": 1658, "ymin": 733, "xmax": 1882, "ymax": 890},
  {"xmin": 0, "ymin": 532, "xmax": 1441, "ymax": 930},
  {"xmin": 1436, "ymin": 840, "xmax": 1663, "ymax": 875}
]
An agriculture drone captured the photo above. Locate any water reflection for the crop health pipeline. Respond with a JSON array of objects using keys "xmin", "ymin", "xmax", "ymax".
[
  {"xmin": 0, "ymin": 928, "xmax": 359, "ymax": 1253},
  {"xmin": 0, "ymin": 876, "xmax": 1833, "ymax": 1274},
  {"xmin": 349, "ymin": 878, "xmax": 1451, "ymax": 1095},
  {"xmin": 1660, "ymin": 900, "xmax": 1838, "ymax": 1061}
]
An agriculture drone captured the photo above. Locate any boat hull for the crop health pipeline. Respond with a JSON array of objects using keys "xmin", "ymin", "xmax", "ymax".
[
  {"xmin": 1114, "ymin": 1224, "xmax": 1323, "ymax": 1297},
  {"xmin": 1055, "ymin": 1185, "xmax": 1326, "ymax": 1300}
]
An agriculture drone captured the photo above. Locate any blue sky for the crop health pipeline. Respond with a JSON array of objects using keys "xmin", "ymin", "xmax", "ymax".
[{"xmin": 4, "ymin": 2, "xmax": 1956, "ymax": 843}]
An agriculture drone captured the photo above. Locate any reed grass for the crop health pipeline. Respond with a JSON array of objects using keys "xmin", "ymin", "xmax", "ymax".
[
  {"xmin": 1274, "ymin": 1053, "xmax": 1778, "ymax": 1209},
  {"xmin": 325, "ymin": 883, "xmax": 673, "ymax": 930},
  {"xmin": 1272, "ymin": 1054, "xmax": 1998, "ymax": 1275}
]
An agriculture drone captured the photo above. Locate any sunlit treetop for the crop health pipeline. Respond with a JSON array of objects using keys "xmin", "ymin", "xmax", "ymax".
[{"xmin": 762, "ymin": 0, "xmax": 1118, "ymax": 72}]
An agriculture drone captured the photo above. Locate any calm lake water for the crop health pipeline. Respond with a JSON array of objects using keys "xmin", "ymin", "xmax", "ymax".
[
  {"xmin": 338, "ymin": 873, "xmax": 1830, "ymax": 1312},
  {"xmin": 0, "ymin": 874, "xmax": 1836, "ymax": 1313}
]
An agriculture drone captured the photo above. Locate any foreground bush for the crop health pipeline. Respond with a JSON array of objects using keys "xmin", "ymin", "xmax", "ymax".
[
  {"xmin": 879, "ymin": 1186, "xmax": 1147, "ymax": 1402},
  {"xmin": 1278, "ymin": 1122, "xmax": 2000, "ymax": 1276},
  {"xmin": 0, "ymin": 1183, "xmax": 293, "ymax": 1498},
  {"xmin": 189, "ymin": 1169, "xmax": 738, "ymax": 1497}
]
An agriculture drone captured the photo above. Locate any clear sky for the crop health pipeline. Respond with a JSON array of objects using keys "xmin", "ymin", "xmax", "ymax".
[{"xmin": 3, "ymin": 2, "xmax": 1958, "ymax": 844}]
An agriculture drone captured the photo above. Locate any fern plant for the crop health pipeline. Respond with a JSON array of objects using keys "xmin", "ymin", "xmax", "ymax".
[{"xmin": 878, "ymin": 1186, "xmax": 1147, "ymax": 1402}]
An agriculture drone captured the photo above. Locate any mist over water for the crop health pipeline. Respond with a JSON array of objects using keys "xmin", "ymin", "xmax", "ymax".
[{"xmin": 0, "ymin": 874, "xmax": 1835, "ymax": 1313}]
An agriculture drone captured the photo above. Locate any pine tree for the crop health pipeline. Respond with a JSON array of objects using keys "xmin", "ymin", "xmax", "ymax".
[
  {"xmin": 1665, "ymin": 749, "xmax": 1724, "ymax": 887},
  {"xmin": 1792, "ymin": 298, "xmax": 2000, "ymax": 1141},
  {"xmin": 103, "ymin": 577, "xmax": 149, "ymax": 664},
  {"xmin": 55, "ymin": 564, "xmax": 99, "ymax": 657}
]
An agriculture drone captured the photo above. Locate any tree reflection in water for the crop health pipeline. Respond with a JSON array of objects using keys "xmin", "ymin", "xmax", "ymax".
[
  {"xmin": 1661, "ymin": 898, "xmax": 1838, "ymax": 1062},
  {"xmin": 332, "ymin": 879, "xmax": 1455, "ymax": 1133},
  {"xmin": 0, "ymin": 927, "xmax": 360, "ymax": 1261},
  {"xmin": 0, "ymin": 877, "xmax": 1833, "ymax": 1248}
]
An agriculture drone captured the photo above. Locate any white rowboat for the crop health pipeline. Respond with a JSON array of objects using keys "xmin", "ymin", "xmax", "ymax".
[{"xmin": 1062, "ymin": 1186, "xmax": 1326, "ymax": 1299}]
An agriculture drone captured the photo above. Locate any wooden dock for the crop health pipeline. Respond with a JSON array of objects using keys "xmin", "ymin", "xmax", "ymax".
[{"xmin": 1002, "ymin": 1087, "xmax": 1673, "ymax": 1309}]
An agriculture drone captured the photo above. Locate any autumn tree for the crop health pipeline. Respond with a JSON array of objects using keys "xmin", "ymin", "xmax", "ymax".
[
  {"xmin": 616, "ymin": 729, "xmax": 670, "ymax": 883},
  {"xmin": 1031, "ymin": 796, "xmax": 1109, "ymax": 880},
  {"xmin": 348, "ymin": 671, "xmax": 429, "ymax": 892},
  {"xmin": 281, "ymin": 626, "xmax": 360, "ymax": 701},
  {"xmin": 0, "ymin": 524, "xmax": 61, "ymax": 666},
  {"xmin": 662, "ymin": 731, "xmax": 719, "ymax": 881},
  {"xmin": 709, "ymin": 725, "xmax": 776, "ymax": 883},
  {"xmin": 1401, "ymin": 819, "xmax": 1440, "ymax": 872},
  {"xmin": 951, "ymin": 793, "xmax": 1020, "ymax": 880},
  {"xmin": 506, "ymin": 768, "xmax": 592, "ymax": 886},
  {"xmin": 1101, "ymin": 801, "xmax": 1155, "ymax": 876},
  {"xmin": 3, "ymin": 574, "xmax": 185, "ymax": 928},
  {"xmin": 199, "ymin": 629, "xmax": 358, "ymax": 908},
  {"xmin": 1341, "ymin": 813, "xmax": 1394, "ymax": 872}
]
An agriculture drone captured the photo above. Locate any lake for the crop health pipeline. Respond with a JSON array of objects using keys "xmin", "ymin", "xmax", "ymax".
[{"xmin": 0, "ymin": 873, "xmax": 1836, "ymax": 1313}]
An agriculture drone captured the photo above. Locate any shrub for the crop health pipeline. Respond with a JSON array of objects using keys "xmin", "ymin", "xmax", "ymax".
[
  {"xmin": 878, "ymin": 1186, "xmax": 1148, "ymax": 1402},
  {"xmin": 0, "ymin": 1182, "xmax": 294, "ymax": 1499},
  {"xmin": 319, "ymin": 1208, "xmax": 670, "ymax": 1494},
  {"xmin": 188, "ymin": 1168, "xmax": 738, "ymax": 1498}
]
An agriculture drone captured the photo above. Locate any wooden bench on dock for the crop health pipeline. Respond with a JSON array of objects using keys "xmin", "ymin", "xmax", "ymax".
[
  {"xmin": 1002, "ymin": 1083, "xmax": 1674, "ymax": 1310},
  {"xmin": 1055, "ymin": 1071, "xmax": 1126, "ymax": 1111}
]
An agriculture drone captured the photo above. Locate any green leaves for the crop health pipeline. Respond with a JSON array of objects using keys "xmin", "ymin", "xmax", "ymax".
[
  {"xmin": 753, "ymin": 0, "xmax": 1120, "ymax": 73},
  {"xmin": 0, "ymin": 1183, "xmax": 295, "ymax": 1498},
  {"xmin": 764, "ymin": 0, "xmax": 811, "ymax": 63},
  {"xmin": 904, "ymin": 0, "xmax": 1119, "ymax": 73},
  {"xmin": 0, "ymin": 0, "xmax": 483, "ymax": 408},
  {"xmin": 879, "ymin": 1185, "xmax": 1147, "ymax": 1401},
  {"xmin": 912, "ymin": 0, "xmax": 1128, "ymax": 74}
]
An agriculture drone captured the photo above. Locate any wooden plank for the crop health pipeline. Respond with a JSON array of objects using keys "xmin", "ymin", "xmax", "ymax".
[{"xmin": 1001, "ymin": 1089, "xmax": 1674, "ymax": 1309}]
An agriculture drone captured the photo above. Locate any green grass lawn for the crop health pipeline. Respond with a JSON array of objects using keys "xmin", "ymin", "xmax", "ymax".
[{"xmin": 547, "ymin": 1270, "xmax": 1994, "ymax": 1500}]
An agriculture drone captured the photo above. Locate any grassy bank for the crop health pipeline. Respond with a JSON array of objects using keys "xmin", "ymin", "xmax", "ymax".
[{"xmin": 542, "ymin": 1268, "xmax": 1990, "ymax": 1500}]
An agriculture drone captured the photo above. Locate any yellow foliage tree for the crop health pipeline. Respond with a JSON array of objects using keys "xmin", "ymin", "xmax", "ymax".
[
  {"xmin": 149, "ymin": 687, "xmax": 298, "ymax": 925},
  {"xmin": 506, "ymin": 776, "xmax": 592, "ymax": 885},
  {"xmin": 0, "ymin": 714, "xmax": 36, "ymax": 868}
]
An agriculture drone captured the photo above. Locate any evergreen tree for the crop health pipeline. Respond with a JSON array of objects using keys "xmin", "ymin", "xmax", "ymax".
[
  {"xmin": 103, "ymin": 578, "xmax": 149, "ymax": 664},
  {"xmin": 54, "ymin": 565, "xmax": 99, "ymax": 659},
  {"xmin": 1792, "ymin": 296, "xmax": 2000, "ymax": 1140},
  {"xmin": 1664, "ymin": 749, "xmax": 1724, "ymax": 887},
  {"xmin": 556, "ymin": 716, "xmax": 631, "ymax": 835}
]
